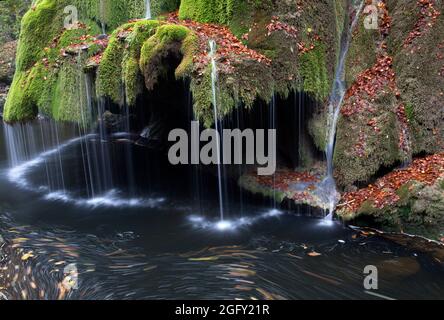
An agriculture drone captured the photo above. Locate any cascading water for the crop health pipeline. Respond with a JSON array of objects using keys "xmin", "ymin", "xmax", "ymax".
[
  {"xmin": 99, "ymin": 0, "xmax": 106, "ymax": 35},
  {"xmin": 1, "ymin": 54, "xmax": 165, "ymax": 209},
  {"xmin": 324, "ymin": 0, "xmax": 364, "ymax": 220},
  {"xmin": 208, "ymin": 40, "xmax": 225, "ymax": 224},
  {"xmin": 145, "ymin": 0, "xmax": 152, "ymax": 19}
]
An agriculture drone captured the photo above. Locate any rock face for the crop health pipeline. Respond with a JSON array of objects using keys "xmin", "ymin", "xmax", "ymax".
[
  {"xmin": 338, "ymin": 153, "xmax": 444, "ymax": 239},
  {"xmin": 334, "ymin": 0, "xmax": 444, "ymax": 188}
]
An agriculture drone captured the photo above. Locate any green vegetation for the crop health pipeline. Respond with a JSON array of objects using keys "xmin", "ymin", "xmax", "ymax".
[
  {"xmin": 4, "ymin": 0, "xmax": 146, "ymax": 123},
  {"xmin": 344, "ymin": 16, "xmax": 378, "ymax": 88},
  {"xmin": 97, "ymin": 22, "xmax": 197, "ymax": 107},
  {"xmin": 74, "ymin": 0, "xmax": 145, "ymax": 31},
  {"xmin": 151, "ymin": 0, "xmax": 181, "ymax": 17},
  {"xmin": 97, "ymin": 20, "xmax": 160, "ymax": 105},
  {"xmin": 0, "ymin": 0, "xmax": 32, "ymax": 43},
  {"xmin": 179, "ymin": 0, "xmax": 234, "ymax": 24},
  {"xmin": 299, "ymin": 43, "xmax": 330, "ymax": 101},
  {"xmin": 139, "ymin": 23, "xmax": 197, "ymax": 87}
]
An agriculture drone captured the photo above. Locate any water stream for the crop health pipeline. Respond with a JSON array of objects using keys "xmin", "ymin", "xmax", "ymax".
[
  {"xmin": 99, "ymin": 0, "xmax": 106, "ymax": 35},
  {"xmin": 324, "ymin": 0, "xmax": 365, "ymax": 220},
  {"xmin": 145, "ymin": 0, "xmax": 152, "ymax": 20},
  {"xmin": 209, "ymin": 40, "xmax": 225, "ymax": 223}
]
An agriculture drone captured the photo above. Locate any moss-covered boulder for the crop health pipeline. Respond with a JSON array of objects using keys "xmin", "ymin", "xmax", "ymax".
[
  {"xmin": 333, "ymin": 0, "xmax": 444, "ymax": 188},
  {"xmin": 387, "ymin": 0, "xmax": 444, "ymax": 155},
  {"xmin": 338, "ymin": 153, "xmax": 444, "ymax": 240},
  {"xmin": 3, "ymin": 0, "xmax": 146, "ymax": 123},
  {"xmin": 96, "ymin": 20, "xmax": 160, "ymax": 106}
]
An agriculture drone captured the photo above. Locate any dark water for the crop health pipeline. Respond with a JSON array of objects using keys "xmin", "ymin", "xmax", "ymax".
[{"xmin": 0, "ymin": 121, "xmax": 444, "ymax": 300}]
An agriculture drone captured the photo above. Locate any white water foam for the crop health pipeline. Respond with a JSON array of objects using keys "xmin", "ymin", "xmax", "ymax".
[
  {"xmin": 188, "ymin": 208, "xmax": 285, "ymax": 232},
  {"xmin": 7, "ymin": 134, "xmax": 165, "ymax": 209}
]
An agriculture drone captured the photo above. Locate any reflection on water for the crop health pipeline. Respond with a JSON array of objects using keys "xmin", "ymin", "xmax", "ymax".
[{"xmin": 0, "ymin": 121, "xmax": 444, "ymax": 300}]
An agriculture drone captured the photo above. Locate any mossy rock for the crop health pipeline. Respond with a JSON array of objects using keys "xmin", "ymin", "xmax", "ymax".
[
  {"xmin": 179, "ymin": 0, "xmax": 234, "ymax": 24},
  {"xmin": 97, "ymin": 20, "xmax": 161, "ymax": 106},
  {"xmin": 387, "ymin": 0, "xmax": 444, "ymax": 155},
  {"xmin": 334, "ymin": 89, "xmax": 403, "ymax": 187},
  {"xmin": 339, "ymin": 178, "xmax": 444, "ymax": 240},
  {"xmin": 4, "ymin": 0, "xmax": 146, "ymax": 123}
]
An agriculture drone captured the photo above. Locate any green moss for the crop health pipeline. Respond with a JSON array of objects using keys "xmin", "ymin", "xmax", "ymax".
[
  {"xmin": 139, "ymin": 24, "xmax": 196, "ymax": 88},
  {"xmin": 343, "ymin": 178, "xmax": 444, "ymax": 240},
  {"xmin": 179, "ymin": 0, "xmax": 234, "ymax": 24},
  {"xmin": 3, "ymin": 72, "xmax": 37, "ymax": 121},
  {"xmin": 75, "ymin": 0, "xmax": 145, "ymax": 32},
  {"xmin": 151, "ymin": 0, "xmax": 180, "ymax": 17},
  {"xmin": 51, "ymin": 61, "xmax": 90, "ymax": 123},
  {"xmin": 5, "ymin": 0, "xmax": 135, "ymax": 123},
  {"xmin": 15, "ymin": 0, "xmax": 60, "ymax": 71},
  {"xmin": 345, "ymin": 17, "xmax": 378, "ymax": 87},
  {"xmin": 176, "ymin": 31, "xmax": 198, "ymax": 78},
  {"xmin": 238, "ymin": 175, "xmax": 287, "ymax": 204},
  {"xmin": 5, "ymin": 0, "xmax": 150, "ymax": 123},
  {"xmin": 97, "ymin": 20, "xmax": 159, "ymax": 106},
  {"xmin": 404, "ymin": 103, "xmax": 415, "ymax": 123},
  {"xmin": 299, "ymin": 43, "xmax": 330, "ymax": 101},
  {"xmin": 308, "ymin": 111, "xmax": 327, "ymax": 151}
]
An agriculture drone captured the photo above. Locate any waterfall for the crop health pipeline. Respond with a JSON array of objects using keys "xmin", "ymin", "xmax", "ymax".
[
  {"xmin": 209, "ymin": 40, "xmax": 225, "ymax": 222},
  {"xmin": 99, "ymin": 0, "xmax": 106, "ymax": 34},
  {"xmin": 145, "ymin": 0, "xmax": 152, "ymax": 19},
  {"xmin": 324, "ymin": 0, "xmax": 364, "ymax": 220}
]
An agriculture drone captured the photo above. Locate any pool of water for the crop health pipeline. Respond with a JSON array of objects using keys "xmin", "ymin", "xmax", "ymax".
[{"xmin": 0, "ymin": 120, "xmax": 443, "ymax": 300}]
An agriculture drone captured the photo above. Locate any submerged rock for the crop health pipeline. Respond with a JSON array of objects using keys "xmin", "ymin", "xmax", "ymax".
[
  {"xmin": 98, "ymin": 111, "xmax": 130, "ymax": 134},
  {"xmin": 239, "ymin": 166, "xmax": 334, "ymax": 211}
]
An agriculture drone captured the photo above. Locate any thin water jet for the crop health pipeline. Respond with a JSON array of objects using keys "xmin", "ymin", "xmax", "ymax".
[
  {"xmin": 145, "ymin": 0, "xmax": 152, "ymax": 19},
  {"xmin": 208, "ymin": 40, "xmax": 225, "ymax": 222},
  {"xmin": 324, "ymin": 0, "xmax": 364, "ymax": 220}
]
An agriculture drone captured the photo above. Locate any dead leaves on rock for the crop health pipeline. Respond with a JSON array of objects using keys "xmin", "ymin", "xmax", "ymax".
[
  {"xmin": 251, "ymin": 170, "xmax": 319, "ymax": 192},
  {"xmin": 167, "ymin": 12, "xmax": 271, "ymax": 74},
  {"xmin": 403, "ymin": 0, "xmax": 441, "ymax": 49},
  {"xmin": 340, "ymin": 153, "xmax": 444, "ymax": 213}
]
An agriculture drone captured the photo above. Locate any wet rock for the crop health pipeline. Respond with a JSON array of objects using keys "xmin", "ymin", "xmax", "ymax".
[
  {"xmin": 135, "ymin": 115, "xmax": 167, "ymax": 149},
  {"xmin": 98, "ymin": 111, "xmax": 129, "ymax": 133},
  {"xmin": 378, "ymin": 257, "xmax": 421, "ymax": 280}
]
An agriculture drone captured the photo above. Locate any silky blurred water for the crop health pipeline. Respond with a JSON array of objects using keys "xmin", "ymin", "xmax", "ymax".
[{"xmin": 0, "ymin": 121, "xmax": 443, "ymax": 300}]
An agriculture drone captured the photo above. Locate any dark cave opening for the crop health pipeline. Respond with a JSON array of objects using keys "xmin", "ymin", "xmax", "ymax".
[{"xmin": 221, "ymin": 91, "xmax": 325, "ymax": 171}]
